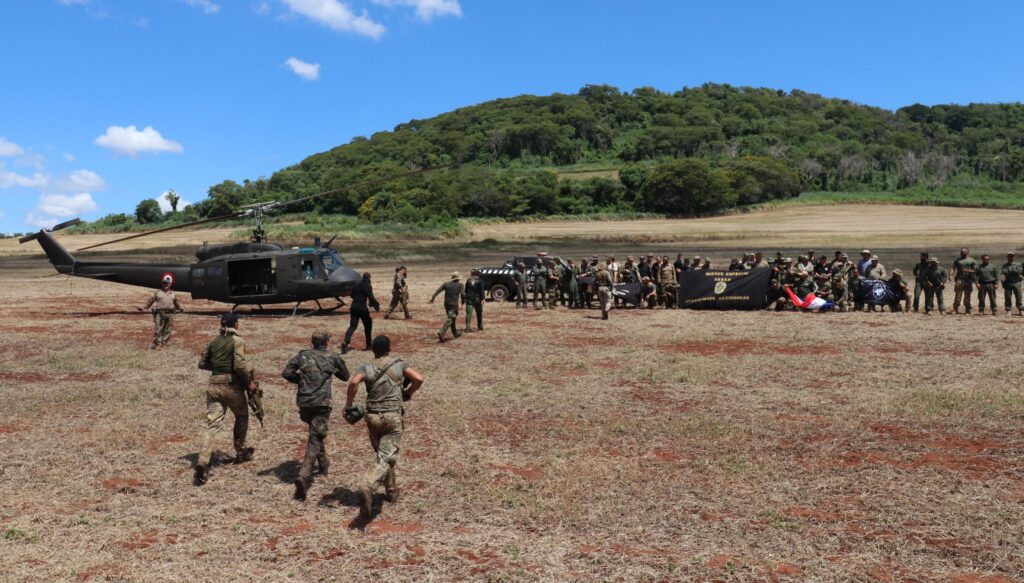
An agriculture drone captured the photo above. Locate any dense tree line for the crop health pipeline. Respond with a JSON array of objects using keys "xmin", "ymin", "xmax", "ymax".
[{"xmin": 101, "ymin": 84, "xmax": 1024, "ymax": 227}]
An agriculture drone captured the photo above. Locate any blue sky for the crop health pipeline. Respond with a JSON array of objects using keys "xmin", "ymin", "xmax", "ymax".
[{"xmin": 1, "ymin": 0, "xmax": 1022, "ymax": 234}]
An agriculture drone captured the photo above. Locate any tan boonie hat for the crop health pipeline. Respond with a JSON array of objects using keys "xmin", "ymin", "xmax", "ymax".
[
  {"xmin": 892, "ymin": 269, "xmax": 903, "ymax": 276},
  {"xmin": 928, "ymin": 257, "xmax": 938, "ymax": 263},
  {"xmin": 451, "ymin": 271, "xmax": 460, "ymax": 280},
  {"xmin": 871, "ymin": 255, "xmax": 879, "ymax": 260}
]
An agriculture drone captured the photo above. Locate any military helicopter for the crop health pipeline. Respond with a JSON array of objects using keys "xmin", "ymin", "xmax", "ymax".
[{"xmin": 19, "ymin": 166, "xmax": 446, "ymax": 315}]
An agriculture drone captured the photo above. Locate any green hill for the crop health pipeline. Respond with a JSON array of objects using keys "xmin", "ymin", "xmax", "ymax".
[{"xmin": 90, "ymin": 84, "xmax": 1024, "ymax": 233}]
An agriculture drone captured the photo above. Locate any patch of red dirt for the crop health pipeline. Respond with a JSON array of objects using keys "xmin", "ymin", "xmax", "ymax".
[
  {"xmin": 662, "ymin": 339, "xmax": 838, "ymax": 356},
  {"xmin": 266, "ymin": 536, "xmax": 279, "ymax": 551},
  {"xmin": 773, "ymin": 563, "xmax": 802, "ymax": 578},
  {"xmin": 404, "ymin": 449, "xmax": 433, "ymax": 459},
  {"xmin": 910, "ymin": 452, "xmax": 999, "ymax": 480},
  {"xmin": 118, "ymin": 531, "xmax": 177, "ymax": 550},
  {"xmin": 491, "ymin": 464, "xmax": 542, "ymax": 480},
  {"xmin": 280, "ymin": 522, "xmax": 311, "ymax": 536},
  {"xmin": 145, "ymin": 434, "xmax": 189, "ymax": 452},
  {"xmin": 247, "ymin": 515, "xmax": 277, "ymax": 524},
  {"xmin": 926, "ymin": 436, "xmax": 1013, "ymax": 453},
  {"xmin": 293, "ymin": 438, "xmax": 308, "ymax": 459},
  {"xmin": 0, "ymin": 424, "xmax": 22, "ymax": 434},
  {"xmin": 101, "ymin": 478, "xmax": 144, "ymax": 493},
  {"xmin": 845, "ymin": 524, "xmax": 898, "ymax": 541},
  {"xmin": 950, "ymin": 576, "xmax": 1016, "ymax": 583},
  {"xmin": 0, "ymin": 371, "xmax": 46, "ymax": 382},
  {"xmin": 653, "ymin": 448, "xmax": 681, "ymax": 462},
  {"xmin": 707, "ymin": 554, "xmax": 742, "ymax": 569},
  {"xmin": 77, "ymin": 564, "xmax": 121, "ymax": 582},
  {"xmin": 787, "ymin": 506, "xmax": 842, "ymax": 522},
  {"xmin": 363, "ymin": 519, "xmax": 423, "ymax": 535},
  {"xmin": 407, "ymin": 544, "xmax": 426, "ymax": 557}
]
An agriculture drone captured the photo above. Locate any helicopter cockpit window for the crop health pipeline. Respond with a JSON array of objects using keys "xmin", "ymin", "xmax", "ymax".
[
  {"xmin": 300, "ymin": 256, "xmax": 325, "ymax": 280},
  {"xmin": 318, "ymin": 251, "xmax": 345, "ymax": 274}
]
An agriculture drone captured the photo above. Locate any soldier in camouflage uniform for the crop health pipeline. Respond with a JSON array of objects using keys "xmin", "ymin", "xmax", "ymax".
[
  {"xmin": 463, "ymin": 269, "xmax": 485, "ymax": 332},
  {"xmin": 281, "ymin": 331, "xmax": 350, "ymax": 501},
  {"xmin": 384, "ymin": 266, "xmax": 411, "ymax": 320},
  {"xmin": 793, "ymin": 270, "xmax": 818, "ymax": 298},
  {"xmin": 975, "ymin": 254, "xmax": 999, "ymax": 315},
  {"xmin": 831, "ymin": 254, "xmax": 854, "ymax": 312},
  {"xmin": 565, "ymin": 260, "xmax": 580, "ymax": 309},
  {"xmin": 430, "ymin": 272, "xmax": 464, "ymax": 341},
  {"xmin": 889, "ymin": 270, "xmax": 910, "ymax": 312},
  {"xmin": 532, "ymin": 258, "xmax": 549, "ymax": 309},
  {"xmin": 345, "ymin": 335, "xmax": 424, "ymax": 520},
  {"xmin": 513, "ymin": 262, "xmax": 528, "ymax": 308},
  {"xmin": 194, "ymin": 313, "xmax": 255, "ymax": 486},
  {"xmin": 911, "ymin": 252, "xmax": 930, "ymax": 312},
  {"xmin": 659, "ymin": 256, "xmax": 677, "ymax": 308},
  {"xmin": 140, "ymin": 275, "xmax": 182, "ymax": 349},
  {"xmin": 1001, "ymin": 252, "xmax": 1023, "ymax": 315},
  {"xmin": 594, "ymin": 263, "xmax": 613, "ymax": 319},
  {"xmin": 923, "ymin": 257, "xmax": 948, "ymax": 315},
  {"xmin": 951, "ymin": 247, "xmax": 979, "ymax": 314}
]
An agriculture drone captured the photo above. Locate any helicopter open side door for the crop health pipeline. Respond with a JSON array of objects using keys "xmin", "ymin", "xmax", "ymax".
[{"xmin": 226, "ymin": 257, "xmax": 279, "ymax": 300}]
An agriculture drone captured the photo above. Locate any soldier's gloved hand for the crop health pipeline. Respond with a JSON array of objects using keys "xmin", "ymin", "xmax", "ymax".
[{"xmin": 343, "ymin": 405, "xmax": 364, "ymax": 424}]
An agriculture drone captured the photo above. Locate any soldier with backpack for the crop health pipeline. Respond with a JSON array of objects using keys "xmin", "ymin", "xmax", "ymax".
[{"xmin": 343, "ymin": 335, "xmax": 424, "ymax": 521}]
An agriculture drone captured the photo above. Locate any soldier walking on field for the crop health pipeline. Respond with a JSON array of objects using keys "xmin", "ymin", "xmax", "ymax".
[
  {"xmin": 951, "ymin": 247, "xmax": 979, "ymax": 314},
  {"xmin": 463, "ymin": 269, "xmax": 485, "ymax": 332},
  {"xmin": 194, "ymin": 313, "xmax": 256, "ymax": 486},
  {"xmin": 344, "ymin": 335, "xmax": 424, "ymax": 520},
  {"xmin": 140, "ymin": 274, "xmax": 182, "ymax": 349},
  {"xmin": 281, "ymin": 331, "xmax": 350, "ymax": 501},
  {"xmin": 1001, "ymin": 252, "xmax": 1023, "ymax": 315},
  {"xmin": 911, "ymin": 252, "xmax": 930, "ymax": 313},
  {"xmin": 923, "ymin": 257, "xmax": 948, "ymax": 315},
  {"xmin": 343, "ymin": 273, "xmax": 380, "ymax": 354},
  {"xmin": 430, "ymin": 272, "xmax": 464, "ymax": 341},
  {"xmin": 384, "ymin": 266, "xmax": 411, "ymax": 320},
  {"xmin": 975, "ymin": 254, "xmax": 999, "ymax": 315}
]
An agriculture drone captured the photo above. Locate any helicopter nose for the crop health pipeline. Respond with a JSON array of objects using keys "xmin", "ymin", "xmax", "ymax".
[{"xmin": 330, "ymin": 267, "xmax": 360, "ymax": 295}]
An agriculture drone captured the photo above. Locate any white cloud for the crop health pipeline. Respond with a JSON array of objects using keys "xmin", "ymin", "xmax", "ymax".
[
  {"xmin": 94, "ymin": 125, "xmax": 184, "ymax": 157},
  {"xmin": 26, "ymin": 213, "xmax": 61, "ymax": 229},
  {"xmin": 372, "ymin": 0, "xmax": 461, "ymax": 21},
  {"xmin": 38, "ymin": 193, "xmax": 98, "ymax": 217},
  {"xmin": 253, "ymin": 1, "xmax": 271, "ymax": 15},
  {"xmin": 284, "ymin": 57, "xmax": 320, "ymax": 81},
  {"xmin": 179, "ymin": 0, "xmax": 220, "ymax": 14},
  {"xmin": 0, "ymin": 162, "xmax": 48, "ymax": 189},
  {"xmin": 57, "ymin": 169, "xmax": 106, "ymax": 193},
  {"xmin": 0, "ymin": 138, "xmax": 25, "ymax": 157},
  {"xmin": 282, "ymin": 0, "xmax": 385, "ymax": 39},
  {"xmin": 157, "ymin": 190, "xmax": 191, "ymax": 212},
  {"xmin": 63, "ymin": 152, "xmax": 76, "ymax": 162}
]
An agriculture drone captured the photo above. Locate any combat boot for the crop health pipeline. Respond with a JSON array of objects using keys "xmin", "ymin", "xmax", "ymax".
[
  {"xmin": 293, "ymin": 477, "xmax": 310, "ymax": 501},
  {"xmin": 235, "ymin": 447, "xmax": 255, "ymax": 464},
  {"xmin": 193, "ymin": 464, "xmax": 208, "ymax": 486},
  {"xmin": 358, "ymin": 487, "xmax": 373, "ymax": 519},
  {"xmin": 341, "ymin": 343, "xmax": 350, "ymax": 354},
  {"xmin": 317, "ymin": 458, "xmax": 330, "ymax": 476},
  {"xmin": 384, "ymin": 468, "xmax": 398, "ymax": 503}
]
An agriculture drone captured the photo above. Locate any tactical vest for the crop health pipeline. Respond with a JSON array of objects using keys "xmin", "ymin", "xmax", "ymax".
[{"xmin": 365, "ymin": 359, "xmax": 405, "ymax": 413}]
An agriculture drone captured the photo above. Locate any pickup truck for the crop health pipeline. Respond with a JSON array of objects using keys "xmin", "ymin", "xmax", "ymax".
[{"xmin": 476, "ymin": 255, "xmax": 571, "ymax": 302}]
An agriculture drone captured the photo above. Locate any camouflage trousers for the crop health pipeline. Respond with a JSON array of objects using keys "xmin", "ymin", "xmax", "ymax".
[
  {"xmin": 362, "ymin": 411, "xmax": 403, "ymax": 496},
  {"xmin": 152, "ymin": 310, "xmax": 173, "ymax": 347},
  {"xmin": 913, "ymin": 282, "xmax": 925, "ymax": 311},
  {"xmin": 1004, "ymin": 282, "xmax": 1023, "ymax": 312},
  {"xmin": 298, "ymin": 406, "xmax": 330, "ymax": 482},
  {"xmin": 533, "ymin": 280, "xmax": 548, "ymax": 308},
  {"xmin": 386, "ymin": 292, "xmax": 410, "ymax": 319},
  {"xmin": 464, "ymin": 301, "xmax": 483, "ymax": 332},
  {"xmin": 199, "ymin": 381, "xmax": 248, "ymax": 467},
  {"xmin": 977, "ymin": 283, "xmax": 997, "ymax": 313},
  {"xmin": 439, "ymin": 304, "xmax": 460, "ymax": 339},
  {"xmin": 924, "ymin": 287, "xmax": 945, "ymax": 313},
  {"xmin": 597, "ymin": 286, "xmax": 612, "ymax": 317},
  {"xmin": 953, "ymin": 279, "xmax": 974, "ymax": 311}
]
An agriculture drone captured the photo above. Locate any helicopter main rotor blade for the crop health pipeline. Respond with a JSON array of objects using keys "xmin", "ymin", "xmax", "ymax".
[
  {"xmin": 75, "ymin": 212, "xmax": 242, "ymax": 251},
  {"xmin": 73, "ymin": 162, "xmax": 454, "ymax": 252}
]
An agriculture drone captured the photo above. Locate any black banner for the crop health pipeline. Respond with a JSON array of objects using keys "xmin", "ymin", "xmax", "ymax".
[
  {"xmin": 677, "ymin": 268, "xmax": 771, "ymax": 310},
  {"xmin": 612, "ymin": 283, "xmax": 642, "ymax": 307},
  {"xmin": 851, "ymin": 279, "xmax": 903, "ymax": 305}
]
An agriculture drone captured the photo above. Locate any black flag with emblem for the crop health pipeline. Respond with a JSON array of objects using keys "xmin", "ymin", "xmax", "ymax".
[
  {"xmin": 851, "ymin": 278, "xmax": 903, "ymax": 305},
  {"xmin": 677, "ymin": 268, "xmax": 771, "ymax": 310}
]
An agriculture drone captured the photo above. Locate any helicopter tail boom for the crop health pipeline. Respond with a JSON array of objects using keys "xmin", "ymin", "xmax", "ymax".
[{"xmin": 19, "ymin": 219, "xmax": 80, "ymax": 273}]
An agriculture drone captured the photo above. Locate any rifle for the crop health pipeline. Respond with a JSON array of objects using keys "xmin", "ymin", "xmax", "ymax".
[{"xmin": 247, "ymin": 369, "xmax": 265, "ymax": 427}]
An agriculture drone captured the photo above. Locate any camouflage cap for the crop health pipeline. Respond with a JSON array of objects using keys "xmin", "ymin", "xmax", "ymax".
[{"xmin": 312, "ymin": 330, "xmax": 331, "ymax": 345}]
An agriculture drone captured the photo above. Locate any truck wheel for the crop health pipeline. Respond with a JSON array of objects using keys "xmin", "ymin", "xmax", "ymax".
[{"xmin": 490, "ymin": 284, "xmax": 509, "ymax": 302}]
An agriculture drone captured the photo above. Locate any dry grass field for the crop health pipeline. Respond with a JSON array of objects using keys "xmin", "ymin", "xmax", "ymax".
[{"xmin": 2, "ymin": 207, "xmax": 1023, "ymax": 582}]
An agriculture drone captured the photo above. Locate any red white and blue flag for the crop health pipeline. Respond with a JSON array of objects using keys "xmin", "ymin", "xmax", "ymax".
[{"xmin": 784, "ymin": 285, "xmax": 833, "ymax": 311}]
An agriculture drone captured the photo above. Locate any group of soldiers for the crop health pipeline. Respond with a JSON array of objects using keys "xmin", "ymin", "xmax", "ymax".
[
  {"xmin": 761, "ymin": 247, "xmax": 1024, "ymax": 314},
  {"xmin": 190, "ymin": 311, "xmax": 424, "ymax": 522}
]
